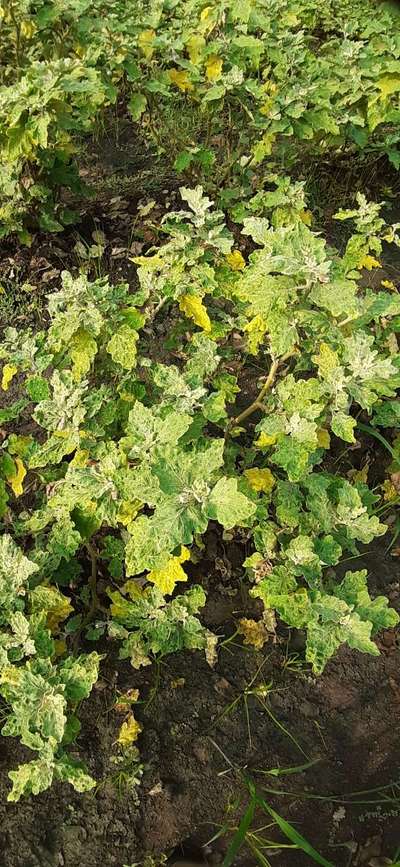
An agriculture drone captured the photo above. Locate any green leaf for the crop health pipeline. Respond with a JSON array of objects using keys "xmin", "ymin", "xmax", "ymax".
[
  {"xmin": 54, "ymin": 753, "xmax": 96, "ymax": 792},
  {"xmin": 129, "ymin": 93, "xmax": 147, "ymax": 121},
  {"xmin": 58, "ymin": 653, "xmax": 101, "ymax": 702},
  {"xmin": 125, "ymin": 514, "xmax": 172, "ymax": 575},
  {"xmin": 206, "ymin": 477, "xmax": 256, "ymax": 528},
  {"xmin": 25, "ymin": 377, "xmax": 50, "ymax": 402},
  {"xmin": 314, "ymin": 535, "xmax": 342, "ymax": 566},
  {"xmin": 110, "ymin": 584, "xmax": 211, "ymax": 668},
  {"xmin": 174, "ymin": 150, "xmax": 194, "ymax": 171},
  {"xmin": 272, "ymin": 438, "xmax": 313, "ymax": 482},
  {"xmin": 335, "ymin": 570, "xmax": 399, "ymax": 634}
]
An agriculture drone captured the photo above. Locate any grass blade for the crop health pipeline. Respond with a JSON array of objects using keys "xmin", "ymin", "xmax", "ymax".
[
  {"xmin": 357, "ymin": 421, "xmax": 398, "ymax": 462},
  {"xmin": 256, "ymin": 795, "xmax": 334, "ymax": 867},
  {"xmin": 222, "ymin": 797, "xmax": 255, "ymax": 867},
  {"xmin": 258, "ymin": 758, "xmax": 320, "ymax": 777}
]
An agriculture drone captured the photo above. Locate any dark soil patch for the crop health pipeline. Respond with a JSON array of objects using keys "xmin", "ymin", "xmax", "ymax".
[{"xmin": 0, "ymin": 539, "xmax": 399, "ymax": 867}]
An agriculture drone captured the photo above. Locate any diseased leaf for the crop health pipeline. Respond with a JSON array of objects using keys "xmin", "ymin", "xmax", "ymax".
[
  {"xmin": 117, "ymin": 714, "xmax": 142, "ymax": 746},
  {"xmin": 244, "ymin": 467, "xmax": 276, "ymax": 493},
  {"xmin": 6, "ymin": 457, "xmax": 26, "ymax": 497},
  {"xmin": 70, "ymin": 328, "xmax": 97, "ymax": 381},
  {"xmin": 238, "ymin": 618, "xmax": 269, "ymax": 649},
  {"xmin": 107, "ymin": 325, "xmax": 138, "ymax": 369},
  {"xmin": 8, "ymin": 759, "xmax": 53, "ymax": 802},
  {"xmin": 179, "ymin": 294, "xmax": 211, "ymax": 332},
  {"xmin": 0, "ymin": 536, "xmax": 38, "ymax": 618},
  {"xmin": 331, "ymin": 413, "xmax": 356, "ymax": 443},
  {"xmin": 1, "ymin": 364, "xmax": 18, "ymax": 391},
  {"xmin": 147, "ymin": 546, "xmax": 190, "ymax": 595}
]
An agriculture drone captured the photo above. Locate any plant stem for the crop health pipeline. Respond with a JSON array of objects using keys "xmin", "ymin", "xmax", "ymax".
[
  {"xmin": 86, "ymin": 542, "xmax": 100, "ymax": 617},
  {"xmin": 8, "ymin": 4, "xmax": 21, "ymax": 72},
  {"xmin": 226, "ymin": 350, "xmax": 296, "ymax": 433}
]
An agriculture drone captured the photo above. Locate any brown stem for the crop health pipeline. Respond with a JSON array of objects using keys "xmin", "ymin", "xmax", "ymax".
[
  {"xmin": 226, "ymin": 350, "xmax": 296, "ymax": 435},
  {"xmin": 8, "ymin": 5, "xmax": 21, "ymax": 72},
  {"xmin": 72, "ymin": 543, "xmax": 107, "ymax": 652}
]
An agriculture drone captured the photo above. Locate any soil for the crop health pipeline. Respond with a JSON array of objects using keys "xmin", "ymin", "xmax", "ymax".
[{"xmin": 0, "ymin": 535, "xmax": 399, "ymax": 867}]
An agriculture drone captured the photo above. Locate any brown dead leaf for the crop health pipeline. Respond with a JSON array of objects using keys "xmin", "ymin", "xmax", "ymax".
[{"xmin": 390, "ymin": 471, "xmax": 400, "ymax": 493}]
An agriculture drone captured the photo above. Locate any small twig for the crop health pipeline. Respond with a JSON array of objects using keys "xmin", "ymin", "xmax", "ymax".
[{"xmin": 149, "ymin": 295, "xmax": 168, "ymax": 322}]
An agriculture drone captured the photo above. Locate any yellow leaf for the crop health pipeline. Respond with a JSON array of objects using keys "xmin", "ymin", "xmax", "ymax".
[
  {"xmin": 147, "ymin": 546, "xmax": 190, "ymax": 595},
  {"xmin": 20, "ymin": 19, "xmax": 36, "ymax": 38},
  {"xmin": 122, "ymin": 581, "xmax": 144, "ymax": 601},
  {"xmin": 386, "ymin": 332, "xmax": 399, "ymax": 355},
  {"xmin": 243, "ymin": 314, "xmax": 267, "ymax": 355},
  {"xmin": 283, "ymin": 11, "xmax": 299, "ymax": 26},
  {"xmin": 109, "ymin": 586, "xmax": 140, "ymax": 620},
  {"xmin": 53, "ymin": 639, "xmax": 67, "ymax": 657},
  {"xmin": 46, "ymin": 593, "xmax": 73, "ymax": 633},
  {"xmin": 255, "ymin": 431, "xmax": 276, "ymax": 448},
  {"xmin": 244, "ymin": 467, "xmax": 276, "ymax": 493},
  {"xmin": 206, "ymin": 54, "xmax": 223, "ymax": 82},
  {"xmin": 259, "ymin": 97, "xmax": 274, "ymax": 117},
  {"xmin": 200, "ymin": 6, "xmax": 212, "ymax": 20},
  {"xmin": 262, "ymin": 80, "xmax": 278, "ymax": 95},
  {"xmin": 382, "ymin": 479, "xmax": 398, "ymax": 502},
  {"xmin": 70, "ymin": 449, "xmax": 89, "ymax": 468},
  {"xmin": 316, "ymin": 428, "xmax": 331, "ymax": 449},
  {"xmin": 299, "ymin": 209, "xmax": 313, "ymax": 226},
  {"xmin": 54, "ymin": 429, "xmax": 73, "ymax": 439},
  {"xmin": 119, "ymin": 391, "xmax": 136, "ymax": 403},
  {"xmin": 168, "ymin": 69, "xmax": 194, "ymax": 92},
  {"xmin": 357, "ymin": 254, "xmax": 381, "ymax": 270},
  {"xmin": 138, "ymin": 29, "xmax": 156, "ymax": 60},
  {"xmin": 7, "ymin": 458, "xmax": 26, "ymax": 497},
  {"xmin": 238, "ymin": 618, "xmax": 269, "ymax": 650},
  {"xmin": 251, "ymin": 132, "xmax": 275, "ymax": 164},
  {"xmin": 313, "ymin": 343, "xmax": 340, "ymax": 378},
  {"xmin": 186, "ymin": 34, "xmax": 206, "ymax": 64},
  {"xmin": 226, "ymin": 250, "xmax": 246, "ymax": 271},
  {"xmin": 352, "ymin": 462, "xmax": 369, "ymax": 485},
  {"xmin": 381, "ymin": 279, "xmax": 396, "ymax": 291},
  {"xmin": 179, "ymin": 294, "xmax": 211, "ymax": 331},
  {"xmin": 1, "ymin": 363, "xmax": 18, "ymax": 391},
  {"xmin": 171, "ymin": 678, "xmax": 185, "ymax": 689},
  {"xmin": 30, "ymin": 586, "xmax": 73, "ymax": 633},
  {"xmin": 117, "ymin": 714, "xmax": 142, "ymax": 747},
  {"xmin": 0, "ymin": 667, "xmax": 22, "ymax": 687},
  {"xmin": 70, "ymin": 328, "xmax": 97, "ymax": 382},
  {"xmin": 117, "ymin": 500, "xmax": 141, "ymax": 526},
  {"xmin": 377, "ymin": 74, "xmax": 400, "ymax": 98},
  {"xmin": 84, "ymin": 499, "xmax": 97, "ymax": 515}
]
